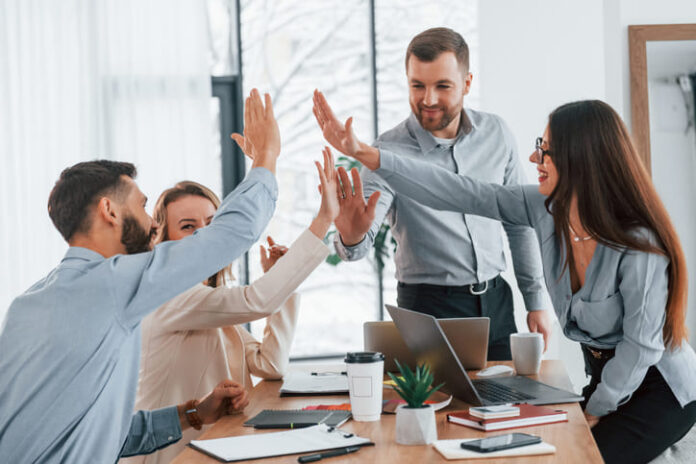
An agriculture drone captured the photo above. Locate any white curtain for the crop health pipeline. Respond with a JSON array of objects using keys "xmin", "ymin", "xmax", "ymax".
[{"xmin": 0, "ymin": 0, "xmax": 219, "ymax": 322}]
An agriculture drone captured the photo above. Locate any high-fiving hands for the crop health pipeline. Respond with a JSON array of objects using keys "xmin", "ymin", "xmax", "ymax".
[
  {"xmin": 312, "ymin": 90, "xmax": 381, "ymax": 170},
  {"xmin": 231, "ymin": 89, "xmax": 281, "ymax": 173}
]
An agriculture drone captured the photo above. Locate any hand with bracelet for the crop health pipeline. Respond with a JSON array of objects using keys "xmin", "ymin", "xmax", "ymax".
[{"xmin": 177, "ymin": 379, "xmax": 249, "ymax": 431}]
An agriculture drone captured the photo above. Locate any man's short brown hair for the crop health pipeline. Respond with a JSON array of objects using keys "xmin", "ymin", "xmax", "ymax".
[
  {"xmin": 405, "ymin": 27, "xmax": 469, "ymax": 73},
  {"xmin": 47, "ymin": 160, "xmax": 137, "ymax": 242}
]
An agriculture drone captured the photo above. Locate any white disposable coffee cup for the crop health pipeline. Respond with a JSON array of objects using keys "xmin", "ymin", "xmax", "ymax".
[
  {"xmin": 344, "ymin": 351, "xmax": 385, "ymax": 421},
  {"xmin": 510, "ymin": 333, "xmax": 544, "ymax": 375}
]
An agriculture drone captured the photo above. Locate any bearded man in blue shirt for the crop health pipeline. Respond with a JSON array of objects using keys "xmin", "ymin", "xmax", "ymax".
[{"xmin": 0, "ymin": 90, "xmax": 278, "ymax": 462}]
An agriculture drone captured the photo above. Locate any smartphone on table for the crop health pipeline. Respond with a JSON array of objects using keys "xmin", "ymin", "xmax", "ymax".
[{"xmin": 460, "ymin": 433, "xmax": 541, "ymax": 453}]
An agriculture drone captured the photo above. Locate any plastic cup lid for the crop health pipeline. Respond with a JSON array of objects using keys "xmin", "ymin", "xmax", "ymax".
[{"xmin": 344, "ymin": 351, "xmax": 385, "ymax": 363}]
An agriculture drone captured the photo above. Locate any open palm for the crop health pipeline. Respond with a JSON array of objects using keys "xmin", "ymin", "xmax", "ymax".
[
  {"xmin": 334, "ymin": 166, "xmax": 380, "ymax": 246},
  {"xmin": 312, "ymin": 89, "xmax": 361, "ymax": 157}
]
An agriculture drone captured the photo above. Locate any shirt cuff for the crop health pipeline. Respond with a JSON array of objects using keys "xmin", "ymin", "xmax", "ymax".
[
  {"xmin": 150, "ymin": 406, "xmax": 182, "ymax": 449},
  {"xmin": 333, "ymin": 233, "xmax": 370, "ymax": 261},
  {"xmin": 584, "ymin": 390, "xmax": 615, "ymax": 417},
  {"xmin": 246, "ymin": 166, "xmax": 279, "ymax": 200},
  {"xmin": 522, "ymin": 291, "xmax": 553, "ymax": 312},
  {"xmin": 375, "ymin": 149, "xmax": 396, "ymax": 177}
]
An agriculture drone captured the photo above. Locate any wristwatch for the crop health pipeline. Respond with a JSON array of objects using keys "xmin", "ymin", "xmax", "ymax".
[{"xmin": 184, "ymin": 399, "xmax": 203, "ymax": 430}]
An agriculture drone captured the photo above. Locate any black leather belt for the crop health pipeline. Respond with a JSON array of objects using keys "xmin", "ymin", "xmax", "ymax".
[
  {"xmin": 398, "ymin": 275, "xmax": 501, "ymax": 296},
  {"xmin": 582, "ymin": 344, "xmax": 616, "ymax": 360}
]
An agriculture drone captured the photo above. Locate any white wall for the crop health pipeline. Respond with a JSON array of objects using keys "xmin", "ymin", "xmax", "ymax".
[
  {"xmin": 478, "ymin": 0, "xmax": 606, "ymax": 390},
  {"xmin": 478, "ymin": 0, "xmax": 696, "ymax": 390}
]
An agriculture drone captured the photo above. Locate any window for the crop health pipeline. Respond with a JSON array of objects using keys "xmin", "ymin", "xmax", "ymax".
[{"xmin": 229, "ymin": 0, "xmax": 479, "ymax": 357}]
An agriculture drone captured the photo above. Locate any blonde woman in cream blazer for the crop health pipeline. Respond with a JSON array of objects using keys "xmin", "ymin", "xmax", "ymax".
[{"xmin": 122, "ymin": 148, "xmax": 354, "ymax": 464}]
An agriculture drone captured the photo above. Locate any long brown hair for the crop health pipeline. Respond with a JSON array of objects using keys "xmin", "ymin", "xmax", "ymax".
[
  {"xmin": 545, "ymin": 100, "xmax": 687, "ymax": 349},
  {"xmin": 153, "ymin": 181, "xmax": 233, "ymax": 288}
]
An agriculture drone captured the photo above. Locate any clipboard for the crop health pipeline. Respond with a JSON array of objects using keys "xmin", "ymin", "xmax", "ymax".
[{"xmin": 189, "ymin": 424, "xmax": 373, "ymax": 462}]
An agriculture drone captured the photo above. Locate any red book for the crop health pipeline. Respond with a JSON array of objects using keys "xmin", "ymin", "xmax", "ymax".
[{"xmin": 447, "ymin": 404, "xmax": 567, "ymax": 431}]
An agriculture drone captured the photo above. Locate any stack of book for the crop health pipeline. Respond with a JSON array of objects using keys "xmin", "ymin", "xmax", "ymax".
[{"xmin": 447, "ymin": 404, "xmax": 567, "ymax": 431}]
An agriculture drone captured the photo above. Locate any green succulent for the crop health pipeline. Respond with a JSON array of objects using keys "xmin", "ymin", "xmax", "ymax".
[{"xmin": 388, "ymin": 360, "xmax": 444, "ymax": 408}]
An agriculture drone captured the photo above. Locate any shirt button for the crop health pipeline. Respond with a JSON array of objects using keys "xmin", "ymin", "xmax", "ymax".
[{"xmin": 168, "ymin": 436, "xmax": 173, "ymax": 441}]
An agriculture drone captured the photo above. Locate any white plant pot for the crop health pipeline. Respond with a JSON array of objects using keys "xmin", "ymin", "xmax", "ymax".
[{"xmin": 395, "ymin": 404, "xmax": 438, "ymax": 445}]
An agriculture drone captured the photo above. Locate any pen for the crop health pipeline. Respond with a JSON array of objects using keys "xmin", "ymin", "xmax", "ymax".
[
  {"xmin": 310, "ymin": 371, "xmax": 347, "ymax": 376},
  {"xmin": 254, "ymin": 422, "xmax": 316, "ymax": 429},
  {"xmin": 297, "ymin": 446, "xmax": 361, "ymax": 463}
]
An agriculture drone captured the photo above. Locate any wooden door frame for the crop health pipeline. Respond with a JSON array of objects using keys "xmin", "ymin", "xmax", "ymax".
[{"xmin": 628, "ymin": 24, "xmax": 696, "ymax": 174}]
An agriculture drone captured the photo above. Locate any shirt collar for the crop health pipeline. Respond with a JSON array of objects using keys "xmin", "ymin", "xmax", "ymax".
[
  {"xmin": 61, "ymin": 246, "xmax": 106, "ymax": 263},
  {"xmin": 406, "ymin": 109, "xmax": 476, "ymax": 154}
]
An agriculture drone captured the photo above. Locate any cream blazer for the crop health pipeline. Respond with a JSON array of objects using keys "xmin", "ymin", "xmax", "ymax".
[{"xmin": 121, "ymin": 229, "xmax": 329, "ymax": 464}]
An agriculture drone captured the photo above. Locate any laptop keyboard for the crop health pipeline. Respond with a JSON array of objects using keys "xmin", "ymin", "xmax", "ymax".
[{"xmin": 472, "ymin": 379, "xmax": 535, "ymax": 403}]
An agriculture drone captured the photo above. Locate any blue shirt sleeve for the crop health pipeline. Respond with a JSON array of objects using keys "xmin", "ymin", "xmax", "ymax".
[
  {"xmin": 119, "ymin": 407, "xmax": 181, "ymax": 457},
  {"xmin": 496, "ymin": 118, "xmax": 552, "ymax": 312},
  {"xmin": 376, "ymin": 149, "xmax": 544, "ymax": 228}
]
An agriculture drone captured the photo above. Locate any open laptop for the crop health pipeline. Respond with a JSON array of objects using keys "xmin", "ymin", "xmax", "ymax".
[
  {"xmin": 386, "ymin": 304, "xmax": 584, "ymax": 406},
  {"xmin": 364, "ymin": 318, "xmax": 489, "ymax": 372}
]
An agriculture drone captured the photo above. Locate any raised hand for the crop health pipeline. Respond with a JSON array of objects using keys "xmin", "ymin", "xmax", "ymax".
[
  {"xmin": 231, "ymin": 89, "xmax": 280, "ymax": 172},
  {"xmin": 260, "ymin": 236, "xmax": 288, "ymax": 273},
  {"xmin": 334, "ymin": 166, "xmax": 381, "ymax": 246},
  {"xmin": 196, "ymin": 379, "xmax": 249, "ymax": 425},
  {"xmin": 312, "ymin": 89, "xmax": 362, "ymax": 157},
  {"xmin": 229, "ymin": 129, "xmax": 254, "ymax": 160},
  {"xmin": 308, "ymin": 147, "xmax": 341, "ymax": 239},
  {"xmin": 312, "ymin": 89, "xmax": 381, "ymax": 170}
]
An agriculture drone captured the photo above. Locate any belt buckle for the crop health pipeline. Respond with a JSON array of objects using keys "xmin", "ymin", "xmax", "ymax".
[
  {"xmin": 589, "ymin": 348, "xmax": 603, "ymax": 359},
  {"xmin": 469, "ymin": 280, "xmax": 489, "ymax": 295}
]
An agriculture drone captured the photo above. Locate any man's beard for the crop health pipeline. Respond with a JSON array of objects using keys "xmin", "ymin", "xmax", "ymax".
[
  {"xmin": 121, "ymin": 215, "xmax": 155, "ymax": 254},
  {"xmin": 414, "ymin": 104, "xmax": 460, "ymax": 133}
]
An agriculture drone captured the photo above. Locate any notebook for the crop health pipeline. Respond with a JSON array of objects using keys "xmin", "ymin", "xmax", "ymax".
[
  {"xmin": 243, "ymin": 409, "xmax": 352, "ymax": 428},
  {"xmin": 279, "ymin": 372, "xmax": 349, "ymax": 396},
  {"xmin": 189, "ymin": 424, "xmax": 372, "ymax": 462},
  {"xmin": 434, "ymin": 438, "xmax": 556, "ymax": 460},
  {"xmin": 447, "ymin": 404, "xmax": 567, "ymax": 431}
]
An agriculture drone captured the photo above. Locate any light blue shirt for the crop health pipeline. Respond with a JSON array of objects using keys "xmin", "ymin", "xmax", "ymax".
[
  {"xmin": 0, "ymin": 168, "xmax": 277, "ymax": 463},
  {"xmin": 335, "ymin": 110, "xmax": 551, "ymax": 311},
  {"xmin": 376, "ymin": 150, "xmax": 696, "ymax": 416}
]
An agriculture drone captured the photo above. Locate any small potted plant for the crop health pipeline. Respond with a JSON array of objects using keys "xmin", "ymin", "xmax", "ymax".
[{"xmin": 388, "ymin": 360, "xmax": 444, "ymax": 445}]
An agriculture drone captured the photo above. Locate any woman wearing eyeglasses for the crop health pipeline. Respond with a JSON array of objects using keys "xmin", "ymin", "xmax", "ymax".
[{"xmin": 316, "ymin": 98, "xmax": 696, "ymax": 464}]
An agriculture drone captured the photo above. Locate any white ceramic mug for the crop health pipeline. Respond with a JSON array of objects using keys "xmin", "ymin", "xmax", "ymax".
[
  {"xmin": 510, "ymin": 333, "xmax": 544, "ymax": 375},
  {"xmin": 345, "ymin": 352, "xmax": 385, "ymax": 421}
]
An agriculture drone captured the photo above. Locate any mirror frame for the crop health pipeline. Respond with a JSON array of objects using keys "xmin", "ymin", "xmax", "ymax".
[{"xmin": 629, "ymin": 23, "xmax": 696, "ymax": 174}]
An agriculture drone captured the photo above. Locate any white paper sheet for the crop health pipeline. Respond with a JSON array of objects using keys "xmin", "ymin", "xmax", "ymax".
[{"xmin": 190, "ymin": 424, "xmax": 370, "ymax": 462}]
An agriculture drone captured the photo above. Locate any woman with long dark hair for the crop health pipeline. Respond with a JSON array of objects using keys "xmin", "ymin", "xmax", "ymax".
[{"xmin": 315, "ymin": 98, "xmax": 696, "ymax": 463}]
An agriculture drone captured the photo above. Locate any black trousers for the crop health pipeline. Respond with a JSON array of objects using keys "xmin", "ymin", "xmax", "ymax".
[
  {"xmin": 580, "ymin": 345, "xmax": 696, "ymax": 464},
  {"xmin": 396, "ymin": 275, "xmax": 517, "ymax": 360}
]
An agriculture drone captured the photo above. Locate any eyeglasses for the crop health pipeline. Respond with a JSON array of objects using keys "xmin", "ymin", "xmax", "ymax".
[{"xmin": 534, "ymin": 137, "xmax": 551, "ymax": 164}]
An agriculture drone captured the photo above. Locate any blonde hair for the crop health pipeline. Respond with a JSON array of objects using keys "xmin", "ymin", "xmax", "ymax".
[{"xmin": 153, "ymin": 181, "xmax": 233, "ymax": 287}]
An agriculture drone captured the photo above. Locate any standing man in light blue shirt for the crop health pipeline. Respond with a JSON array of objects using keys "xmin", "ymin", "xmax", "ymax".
[
  {"xmin": 312, "ymin": 28, "xmax": 552, "ymax": 359},
  {"xmin": 0, "ymin": 90, "xmax": 278, "ymax": 463}
]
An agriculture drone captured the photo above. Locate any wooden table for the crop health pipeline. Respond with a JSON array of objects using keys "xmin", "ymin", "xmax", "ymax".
[{"xmin": 172, "ymin": 360, "xmax": 603, "ymax": 463}]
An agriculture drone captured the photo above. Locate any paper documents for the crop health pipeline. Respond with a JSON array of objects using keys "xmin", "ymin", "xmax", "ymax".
[
  {"xmin": 189, "ymin": 424, "xmax": 371, "ymax": 462},
  {"xmin": 433, "ymin": 438, "xmax": 556, "ymax": 460},
  {"xmin": 280, "ymin": 372, "xmax": 349, "ymax": 395}
]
